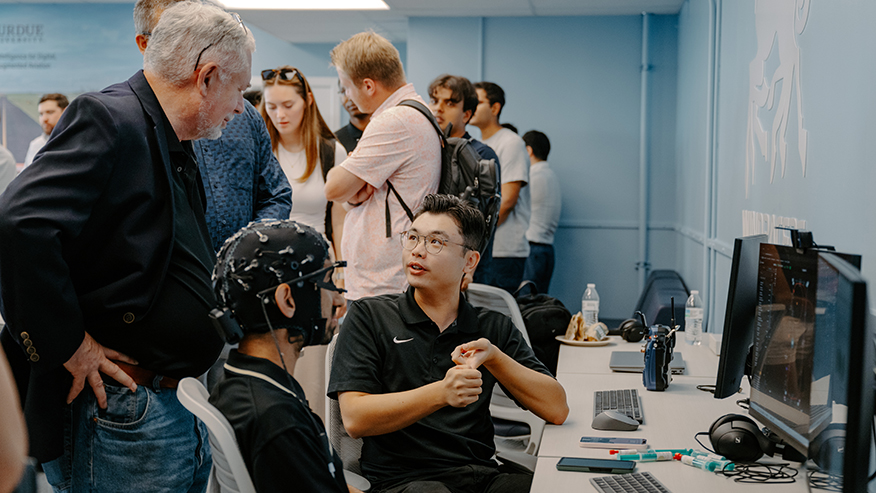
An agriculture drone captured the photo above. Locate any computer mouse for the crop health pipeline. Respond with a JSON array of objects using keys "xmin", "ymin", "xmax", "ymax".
[{"xmin": 591, "ymin": 410, "xmax": 640, "ymax": 431}]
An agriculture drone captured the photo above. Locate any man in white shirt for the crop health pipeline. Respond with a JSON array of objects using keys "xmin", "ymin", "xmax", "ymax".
[
  {"xmin": 470, "ymin": 82, "xmax": 531, "ymax": 293},
  {"xmin": 522, "ymin": 131, "xmax": 562, "ymax": 294},
  {"xmin": 324, "ymin": 31, "xmax": 441, "ymax": 301},
  {"xmin": 23, "ymin": 93, "xmax": 68, "ymax": 169}
]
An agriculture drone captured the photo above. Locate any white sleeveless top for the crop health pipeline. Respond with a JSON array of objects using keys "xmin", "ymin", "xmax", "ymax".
[{"xmin": 275, "ymin": 140, "xmax": 346, "ymax": 235}]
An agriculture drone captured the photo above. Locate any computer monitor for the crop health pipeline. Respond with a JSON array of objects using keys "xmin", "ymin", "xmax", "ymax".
[
  {"xmin": 714, "ymin": 234, "xmax": 768, "ymax": 399},
  {"xmin": 749, "ymin": 243, "xmax": 818, "ymax": 454},
  {"xmin": 805, "ymin": 253, "xmax": 873, "ymax": 491},
  {"xmin": 749, "ymin": 249, "xmax": 873, "ymax": 490}
]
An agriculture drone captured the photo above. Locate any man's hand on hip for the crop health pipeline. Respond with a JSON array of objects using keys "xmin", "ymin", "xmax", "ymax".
[{"xmin": 63, "ymin": 332, "xmax": 138, "ymax": 408}]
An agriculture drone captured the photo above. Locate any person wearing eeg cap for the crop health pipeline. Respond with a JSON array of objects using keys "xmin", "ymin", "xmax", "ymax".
[{"xmin": 208, "ymin": 219, "xmax": 356, "ymax": 493}]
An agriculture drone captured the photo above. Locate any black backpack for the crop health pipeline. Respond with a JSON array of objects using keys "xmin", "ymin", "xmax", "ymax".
[
  {"xmin": 514, "ymin": 281, "xmax": 572, "ymax": 375},
  {"xmin": 383, "ymin": 100, "xmax": 501, "ymax": 255}
]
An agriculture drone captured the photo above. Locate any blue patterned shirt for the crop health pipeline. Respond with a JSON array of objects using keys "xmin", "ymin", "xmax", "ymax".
[{"xmin": 193, "ymin": 101, "xmax": 292, "ymax": 252}]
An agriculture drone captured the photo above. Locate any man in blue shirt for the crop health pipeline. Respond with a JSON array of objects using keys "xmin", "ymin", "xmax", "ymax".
[
  {"xmin": 428, "ymin": 74, "xmax": 501, "ymax": 285},
  {"xmin": 134, "ymin": 0, "xmax": 291, "ymax": 252}
]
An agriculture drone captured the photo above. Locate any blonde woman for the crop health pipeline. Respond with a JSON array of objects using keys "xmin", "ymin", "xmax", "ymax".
[
  {"xmin": 260, "ymin": 66, "xmax": 346, "ymax": 421},
  {"xmin": 261, "ymin": 66, "xmax": 346, "ymax": 266}
]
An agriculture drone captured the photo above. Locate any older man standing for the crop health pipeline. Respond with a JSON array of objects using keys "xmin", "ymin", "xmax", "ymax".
[
  {"xmin": 134, "ymin": 0, "xmax": 291, "ymax": 253},
  {"xmin": 0, "ymin": 3, "xmax": 254, "ymax": 492}
]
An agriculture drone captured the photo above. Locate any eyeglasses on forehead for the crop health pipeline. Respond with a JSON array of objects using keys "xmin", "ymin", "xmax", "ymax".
[{"xmin": 261, "ymin": 68, "xmax": 306, "ymax": 88}]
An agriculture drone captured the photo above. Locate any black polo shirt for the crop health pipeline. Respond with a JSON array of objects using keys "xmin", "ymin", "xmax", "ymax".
[
  {"xmin": 210, "ymin": 350, "xmax": 348, "ymax": 493},
  {"xmin": 328, "ymin": 288, "xmax": 551, "ymax": 487}
]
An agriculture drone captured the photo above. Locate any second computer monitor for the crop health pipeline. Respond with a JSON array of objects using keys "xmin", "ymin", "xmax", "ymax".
[{"xmin": 714, "ymin": 234, "xmax": 768, "ymax": 399}]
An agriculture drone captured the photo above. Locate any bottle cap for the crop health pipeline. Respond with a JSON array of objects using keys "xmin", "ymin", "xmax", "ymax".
[{"xmin": 587, "ymin": 283, "xmax": 595, "ymax": 288}]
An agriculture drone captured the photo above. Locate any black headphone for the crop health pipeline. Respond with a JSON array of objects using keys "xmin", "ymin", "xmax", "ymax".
[
  {"xmin": 708, "ymin": 414, "xmax": 776, "ymax": 462},
  {"xmin": 809, "ymin": 423, "xmax": 845, "ymax": 473},
  {"xmin": 618, "ymin": 315, "xmax": 647, "ymax": 343}
]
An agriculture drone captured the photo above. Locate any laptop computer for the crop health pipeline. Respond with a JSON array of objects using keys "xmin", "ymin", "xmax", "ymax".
[{"xmin": 609, "ymin": 351, "xmax": 686, "ymax": 375}]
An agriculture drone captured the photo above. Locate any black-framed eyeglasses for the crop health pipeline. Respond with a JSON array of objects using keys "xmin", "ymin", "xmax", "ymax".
[
  {"xmin": 255, "ymin": 260, "xmax": 347, "ymax": 299},
  {"xmin": 400, "ymin": 231, "xmax": 467, "ymax": 255},
  {"xmin": 261, "ymin": 68, "xmax": 306, "ymax": 89},
  {"xmin": 193, "ymin": 12, "xmax": 247, "ymax": 73}
]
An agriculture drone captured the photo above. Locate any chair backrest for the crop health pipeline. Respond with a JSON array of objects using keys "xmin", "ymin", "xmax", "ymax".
[
  {"xmin": 465, "ymin": 283, "xmax": 531, "ymax": 345},
  {"xmin": 177, "ymin": 377, "xmax": 256, "ymax": 493},
  {"xmin": 325, "ymin": 334, "xmax": 365, "ymax": 476}
]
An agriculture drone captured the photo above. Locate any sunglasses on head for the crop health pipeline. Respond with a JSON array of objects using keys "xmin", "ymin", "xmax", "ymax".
[{"xmin": 261, "ymin": 68, "xmax": 306, "ymax": 88}]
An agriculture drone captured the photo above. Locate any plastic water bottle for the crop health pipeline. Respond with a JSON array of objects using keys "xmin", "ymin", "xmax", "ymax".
[
  {"xmin": 685, "ymin": 290, "xmax": 704, "ymax": 345},
  {"xmin": 581, "ymin": 283, "xmax": 600, "ymax": 327}
]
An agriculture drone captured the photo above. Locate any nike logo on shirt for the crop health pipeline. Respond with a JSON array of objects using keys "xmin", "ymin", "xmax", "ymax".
[{"xmin": 393, "ymin": 336, "xmax": 414, "ymax": 344}]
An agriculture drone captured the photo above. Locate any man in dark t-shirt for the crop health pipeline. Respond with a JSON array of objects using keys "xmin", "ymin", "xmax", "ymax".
[
  {"xmin": 328, "ymin": 195, "xmax": 569, "ymax": 493},
  {"xmin": 335, "ymin": 86, "xmax": 371, "ymax": 153},
  {"xmin": 209, "ymin": 220, "xmax": 352, "ymax": 492}
]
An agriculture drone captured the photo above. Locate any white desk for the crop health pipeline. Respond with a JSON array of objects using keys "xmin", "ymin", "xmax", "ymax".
[
  {"xmin": 531, "ymin": 455, "xmax": 803, "ymax": 492},
  {"xmin": 531, "ymin": 340, "xmax": 807, "ymax": 492},
  {"xmin": 555, "ymin": 336, "xmax": 720, "ymax": 378}
]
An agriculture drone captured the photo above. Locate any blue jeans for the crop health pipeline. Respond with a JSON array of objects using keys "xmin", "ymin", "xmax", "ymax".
[
  {"xmin": 43, "ymin": 381, "xmax": 211, "ymax": 493},
  {"xmin": 522, "ymin": 242, "xmax": 555, "ymax": 294},
  {"xmin": 476, "ymin": 256, "xmax": 526, "ymax": 294}
]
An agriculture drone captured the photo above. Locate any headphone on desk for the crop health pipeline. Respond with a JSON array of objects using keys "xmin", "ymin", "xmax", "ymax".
[
  {"xmin": 708, "ymin": 414, "xmax": 776, "ymax": 462},
  {"xmin": 617, "ymin": 317, "xmax": 647, "ymax": 343},
  {"xmin": 809, "ymin": 423, "xmax": 846, "ymax": 473}
]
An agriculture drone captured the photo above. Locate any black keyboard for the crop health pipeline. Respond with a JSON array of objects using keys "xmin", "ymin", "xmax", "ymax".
[
  {"xmin": 593, "ymin": 389, "xmax": 643, "ymax": 423},
  {"xmin": 590, "ymin": 472, "xmax": 672, "ymax": 493}
]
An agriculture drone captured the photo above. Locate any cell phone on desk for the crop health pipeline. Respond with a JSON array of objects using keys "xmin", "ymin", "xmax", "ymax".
[
  {"xmin": 579, "ymin": 436, "xmax": 647, "ymax": 449},
  {"xmin": 556, "ymin": 457, "xmax": 636, "ymax": 474}
]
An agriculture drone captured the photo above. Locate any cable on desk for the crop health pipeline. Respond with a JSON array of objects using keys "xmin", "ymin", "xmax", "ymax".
[
  {"xmin": 721, "ymin": 462, "xmax": 798, "ymax": 484},
  {"xmin": 694, "ymin": 432, "xmax": 717, "ymax": 454},
  {"xmin": 696, "ymin": 384, "xmax": 715, "ymax": 393},
  {"xmin": 806, "ymin": 469, "xmax": 842, "ymax": 491}
]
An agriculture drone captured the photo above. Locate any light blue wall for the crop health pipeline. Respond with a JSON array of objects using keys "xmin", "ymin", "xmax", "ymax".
[
  {"xmin": 676, "ymin": 0, "xmax": 876, "ymax": 331},
  {"xmin": 407, "ymin": 16, "xmax": 679, "ymax": 318}
]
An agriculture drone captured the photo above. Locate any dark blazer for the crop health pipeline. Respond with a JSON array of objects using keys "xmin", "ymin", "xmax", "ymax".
[{"xmin": 0, "ymin": 71, "xmax": 179, "ymax": 462}]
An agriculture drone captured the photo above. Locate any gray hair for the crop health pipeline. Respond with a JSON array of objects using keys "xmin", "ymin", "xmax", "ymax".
[
  {"xmin": 143, "ymin": 2, "xmax": 255, "ymax": 87},
  {"xmin": 134, "ymin": 0, "xmax": 225, "ymax": 36}
]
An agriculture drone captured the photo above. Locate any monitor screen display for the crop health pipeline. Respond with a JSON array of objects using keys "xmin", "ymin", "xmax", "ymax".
[{"xmin": 749, "ymin": 244, "xmax": 817, "ymax": 454}]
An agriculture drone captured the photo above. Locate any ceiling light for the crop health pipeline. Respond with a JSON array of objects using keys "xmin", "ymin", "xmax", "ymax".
[{"xmin": 220, "ymin": 0, "xmax": 389, "ymax": 10}]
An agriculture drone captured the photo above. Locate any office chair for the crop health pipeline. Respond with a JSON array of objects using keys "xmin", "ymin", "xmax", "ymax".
[
  {"xmin": 177, "ymin": 377, "xmax": 256, "ymax": 493},
  {"xmin": 466, "ymin": 283, "xmax": 546, "ymax": 459},
  {"xmin": 325, "ymin": 334, "xmax": 371, "ymax": 492}
]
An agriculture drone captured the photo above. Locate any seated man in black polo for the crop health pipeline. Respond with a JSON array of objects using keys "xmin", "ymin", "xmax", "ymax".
[
  {"xmin": 208, "ymin": 220, "xmax": 355, "ymax": 493},
  {"xmin": 328, "ymin": 194, "xmax": 569, "ymax": 493}
]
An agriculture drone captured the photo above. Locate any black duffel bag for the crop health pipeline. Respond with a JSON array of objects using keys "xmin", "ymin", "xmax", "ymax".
[{"xmin": 514, "ymin": 281, "xmax": 572, "ymax": 375}]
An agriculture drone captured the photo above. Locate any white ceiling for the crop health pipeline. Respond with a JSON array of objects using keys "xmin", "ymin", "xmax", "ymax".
[{"xmin": 3, "ymin": 0, "xmax": 685, "ymax": 43}]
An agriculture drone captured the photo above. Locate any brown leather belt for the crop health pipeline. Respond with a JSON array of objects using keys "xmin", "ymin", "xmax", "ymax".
[{"xmin": 104, "ymin": 361, "xmax": 179, "ymax": 390}]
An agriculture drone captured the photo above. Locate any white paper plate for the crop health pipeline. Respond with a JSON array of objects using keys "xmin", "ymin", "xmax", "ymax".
[{"xmin": 555, "ymin": 336, "xmax": 612, "ymax": 347}]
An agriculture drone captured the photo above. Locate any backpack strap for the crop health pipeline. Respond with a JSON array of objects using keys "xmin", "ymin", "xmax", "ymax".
[
  {"xmin": 385, "ymin": 181, "xmax": 414, "ymax": 238},
  {"xmin": 319, "ymin": 138, "xmax": 336, "ymax": 241},
  {"xmin": 397, "ymin": 100, "xmax": 449, "ymax": 147},
  {"xmin": 381, "ymin": 100, "xmax": 446, "ymax": 238}
]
